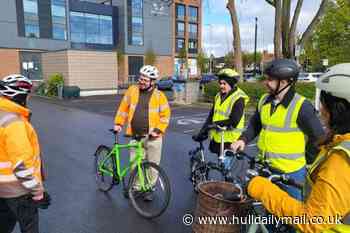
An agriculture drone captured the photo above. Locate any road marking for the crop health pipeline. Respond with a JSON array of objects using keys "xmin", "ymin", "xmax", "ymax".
[
  {"xmin": 247, "ymin": 143, "xmax": 257, "ymax": 147},
  {"xmin": 184, "ymin": 129, "xmax": 197, "ymax": 133},
  {"xmin": 177, "ymin": 118, "xmax": 205, "ymax": 125}
]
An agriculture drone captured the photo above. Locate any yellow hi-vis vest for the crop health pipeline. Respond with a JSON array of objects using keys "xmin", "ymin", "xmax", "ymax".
[
  {"xmin": 210, "ymin": 88, "xmax": 249, "ymax": 143},
  {"xmin": 304, "ymin": 140, "xmax": 350, "ymax": 233},
  {"xmin": 257, "ymin": 93, "xmax": 306, "ymax": 173}
]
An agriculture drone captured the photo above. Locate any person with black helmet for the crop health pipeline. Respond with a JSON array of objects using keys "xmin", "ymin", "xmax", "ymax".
[
  {"xmin": 0, "ymin": 74, "xmax": 50, "ymax": 233},
  {"xmin": 231, "ymin": 59, "xmax": 325, "ymax": 201},
  {"xmin": 194, "ymin": 68, "xmax": 249, "ymax": 155},
  {"xmin": 247, "ymin": 63, "xmax": 350, "ymax": 233}
]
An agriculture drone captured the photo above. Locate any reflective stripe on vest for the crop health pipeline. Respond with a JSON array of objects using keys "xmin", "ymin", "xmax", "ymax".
[
  {"xmin": 210, "ymin": 88, "xmax": 249, "ymax": 143},
  {"xmin": 305, "ymin": 140, "xmax": 350, "ymax": 231},
  {"xmin": 257, "ymin": 93, "xmax": 306, "ymax": 173}
]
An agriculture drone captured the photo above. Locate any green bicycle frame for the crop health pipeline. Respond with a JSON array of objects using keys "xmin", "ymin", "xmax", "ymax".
[{"xmin": 98, "ymin": 140, "xmax": 151, "ymax": 191}]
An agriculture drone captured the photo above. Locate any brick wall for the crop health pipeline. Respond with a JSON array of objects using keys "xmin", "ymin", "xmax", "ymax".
[
  {"xmin": 154, "ymin": 55, "xmax": 173, "ymax": 77},
  {"xmin": 0, "ymin": 49, "xmax": 20, "ymax": 78}
]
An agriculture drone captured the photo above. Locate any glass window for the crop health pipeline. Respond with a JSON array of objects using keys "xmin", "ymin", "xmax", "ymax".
[
  {"xmin": 23, "ymin": 0, "xmax": 39, "ymax": 38},
  {"xmin": 70, "ymin": 12, "xmax": 113, "ymax": 45},
  {"xmin": 100, "ymin": 15, "xmax": 113, "ymax": 44},
  {"xmin": 176, "ymin": 4, "xmax": 185, "ymax": 21},
  {"xmin": 189, "ymin": 23, "xmax": 197, "ymax": 39},
  {"xmin": 176, "ymin": 22, "xmax": 185, "ymax": 37},
  {"xmin": 51, "ymin": 0, "xmax": 67, "ymax": 40},
  {"xmin": 188, "ymin": 6, "xmax": 198, "ymax": 22},
  {"xmin": 128, "ymin": 0, "xmax": 143, "ymax": 46},
  {"xmin": 188, "ymin": 39, "xmax": 197, "ymax": 49},
  {"xmin": 70, "ymin": 11, "xmax": 85, "ymax": 43},
  {"xmin": 85, "ymin": 13, "xmax": 99, "ymax": 44},
  {"xmin": 176, "ymin": 38, "xmax": 185, "ymax": 52}
]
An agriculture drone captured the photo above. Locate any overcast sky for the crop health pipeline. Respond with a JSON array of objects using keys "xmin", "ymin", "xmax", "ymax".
[{"xmin": 202, "ymin": 0, "xmax": 323, "ymax": 57}]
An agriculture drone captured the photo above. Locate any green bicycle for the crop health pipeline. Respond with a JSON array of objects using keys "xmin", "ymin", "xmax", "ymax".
[{"xmin": 94, "ymin": 129, "xmax": 171, "ymax": 219}]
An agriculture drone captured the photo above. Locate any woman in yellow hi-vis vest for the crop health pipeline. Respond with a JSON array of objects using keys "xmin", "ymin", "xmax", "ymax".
[
  {"xmin": 194, "ymin": 68, "xmax": 249, "ymax": 155},
  {"xmin": 247, "ymin": 63, "xmax": 350, "ymax": 232}
]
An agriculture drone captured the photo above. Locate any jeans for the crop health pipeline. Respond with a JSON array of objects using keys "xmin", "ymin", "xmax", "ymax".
[
  {"xmin": 0, "ymin": 194, "xmax": 39, "ymax": 233},
  {"xmin": 276, "ymin": 166, "xmax": 306, "ymax": 201}
]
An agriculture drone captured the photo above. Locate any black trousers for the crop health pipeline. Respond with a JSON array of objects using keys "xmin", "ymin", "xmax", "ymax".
[{"xmin": 0, "ymin": 194, "xmax": 39, "ymax": 233}]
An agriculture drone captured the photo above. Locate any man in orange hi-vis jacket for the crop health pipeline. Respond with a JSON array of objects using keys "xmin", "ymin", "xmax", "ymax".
[{"xmin": 114, "ymin": 65, "xmax": 171, "ymax": 201}]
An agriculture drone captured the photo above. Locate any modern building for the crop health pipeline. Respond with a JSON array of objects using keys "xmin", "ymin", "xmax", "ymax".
[{"xmin": 0, "ymin": 0, "xmax": 202, "ymax": 95}]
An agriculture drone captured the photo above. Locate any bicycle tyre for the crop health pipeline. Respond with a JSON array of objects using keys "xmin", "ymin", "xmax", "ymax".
[
  {"xmin": 128, "ymin": 161, "xmax": 171, "ymax": 218},
  {"xmin": 94, "ymin": 145, "xmax": 114, "ymax": 192}
]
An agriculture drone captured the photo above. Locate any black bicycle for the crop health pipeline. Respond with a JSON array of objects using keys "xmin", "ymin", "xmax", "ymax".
[
  {"xmin": 189, "ymin": 124, "xmax": 237, "ymax": 192},
  {"xmin": 222, "ymin": 150, "xmax": 303, "ymax": 233}
]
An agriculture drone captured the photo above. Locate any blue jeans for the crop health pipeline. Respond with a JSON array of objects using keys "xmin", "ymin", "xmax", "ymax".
[
  {"xmin": 266, "ymin": 166, "xmax": 306, "ymax": 233},
  {"xmin": 277, "ymin": 166, "xmax": 306, "ymax": 201}
]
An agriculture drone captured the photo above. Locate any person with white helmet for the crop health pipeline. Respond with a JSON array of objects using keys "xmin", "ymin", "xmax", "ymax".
[
  {"xmin": 114, "ymin": 65, "xmax": 171, "ymax": 201},
  {"xmin": 0, "ymin": 74, "xmax": 50, "ymax": 233},
  {"xmin": 246, "ymin": 63, "xmax": 350, "ymax": 232}
]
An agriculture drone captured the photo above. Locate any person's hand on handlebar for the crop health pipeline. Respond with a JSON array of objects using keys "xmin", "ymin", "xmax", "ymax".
[
  {"xmin": 114, "ymin": 124, "xmax": 122, "ymax": 133},
  {"xmin": 231, "ymin": 139, "xmax": 246, "ymax": 153}
]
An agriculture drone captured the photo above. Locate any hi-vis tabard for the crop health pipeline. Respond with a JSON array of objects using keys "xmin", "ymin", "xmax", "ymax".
[
  {"xmin": 210, "ymin": 88, "xmax": 249, "ymax": 143},
  {"xmin": 257, "ymin": 93, "xmax": 306, "ymax": 173},
  {"xmin": 305, "ymin": 140, "xmax": 350, "ymax": 232},
  {"xmin": 114, "ymin": 85, "xmax": 171, "ymax": 136}
]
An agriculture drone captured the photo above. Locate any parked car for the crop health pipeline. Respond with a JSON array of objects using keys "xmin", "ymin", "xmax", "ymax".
[
  {"xmin": 298, "ymin": 72, "xmax": 323, "ymax": 82},
  {"xmin": 156, "ymin": 76, "xmax": 173, "ymax": 90}
]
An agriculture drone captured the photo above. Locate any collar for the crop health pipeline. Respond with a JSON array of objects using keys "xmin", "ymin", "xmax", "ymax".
[
  {"xmin": 0, "ymin": 97, "xmax": 31, "ymax": 120},
  {"xmin": 264, "ymin": 87, "xmax": 295, "ymax": 108}
]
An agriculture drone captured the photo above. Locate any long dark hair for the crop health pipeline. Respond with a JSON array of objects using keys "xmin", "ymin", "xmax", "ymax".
[{"xmin": 319, "ymin": 90, "xmax": 350, "ymax": 145}]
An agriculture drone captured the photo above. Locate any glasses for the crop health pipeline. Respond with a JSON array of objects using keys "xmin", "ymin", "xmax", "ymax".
[{"xmin": 138, "ymin": 77, "xmax": 151, "ymax": 83}]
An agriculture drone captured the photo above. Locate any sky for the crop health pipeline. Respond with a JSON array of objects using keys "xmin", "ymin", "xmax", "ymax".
[{"xmin": 202, "ymin": 0, "xmax": 323, "ymax": 57}]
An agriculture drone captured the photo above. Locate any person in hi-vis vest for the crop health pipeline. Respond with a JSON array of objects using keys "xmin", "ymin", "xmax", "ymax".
[
  {"xmin": 231, "ymin": 59, "xmax": 325, "ymax": 201},
  {"xmin": 247, "ymin": 63, "xmax": 350, "ymax": 233},
  {"xmin": 194, "ymin": 68, "xmax": 249, "ymax": 155}
]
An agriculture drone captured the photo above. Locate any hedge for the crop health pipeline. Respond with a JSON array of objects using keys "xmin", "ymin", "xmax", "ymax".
[{"xmin": 203, "ymin": 81, "xmax": 316, "ymax": 107}]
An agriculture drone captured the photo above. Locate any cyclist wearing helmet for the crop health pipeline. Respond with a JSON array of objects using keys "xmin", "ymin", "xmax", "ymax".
[
  {"xmin": 194, "ymin": 68, "xmax": 249, "ymax": 155},
  {"xmin": 232, "ymin": 59, "xmax": 325, "ymax": 200},
  {"xmin": 0, "ymin": 74, "xmax": 49, "ymax": 233},
  {"xmin": 247, "ymin": 63, "xmax": 350, "ymax": 232},
  {"xmin": 114, "ymin": 65, "xmax": 171, "ymax": 201}
]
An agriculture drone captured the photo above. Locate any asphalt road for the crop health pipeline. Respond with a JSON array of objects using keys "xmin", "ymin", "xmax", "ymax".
[{"xmin": 13, "ymin": 95, "xmax": 256, "ymax": 233}]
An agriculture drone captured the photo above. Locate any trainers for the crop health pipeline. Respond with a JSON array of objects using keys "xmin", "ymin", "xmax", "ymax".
[{"xmin": 143, "ymin": 192, "xmax": 153, "ymax": 202}]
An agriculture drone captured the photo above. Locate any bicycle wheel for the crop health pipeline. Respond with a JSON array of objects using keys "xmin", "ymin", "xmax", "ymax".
[
  {"xmin": 128, "ymin": 161, "xmax": 171, "ymax": 219},
  {"xmin": 94, "ymin": 145, "xmax": 114, "ymax": 192},
  {"xmin": 190, "ymin": 159, "xmax": 208, "ymax": 192}
]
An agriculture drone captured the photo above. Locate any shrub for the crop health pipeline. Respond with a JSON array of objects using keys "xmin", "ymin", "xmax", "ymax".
[
  {"xmin": 35, "ymin": 82, "xmax": 47, "ymax": 96},
  {"xmin": 46, "ymin": 73, "xmax": 64, "ymax": 97},
  {"xmin": 203, "ymin": 81, "xmax": 316, "ymax": 107}
]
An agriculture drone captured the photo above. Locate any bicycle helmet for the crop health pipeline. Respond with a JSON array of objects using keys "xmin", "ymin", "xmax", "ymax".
[
  {"xmin": 316, "ymin": 63, "xmax": 350, "ymax": 102},
  {"xmin": 0, "ymin": 74, "xmax": 33, "ymax": 106},
  {"xmin": 217, "ymin": 68, "xmax": 240, "ymax": 87},
  {"xmin": 139, "ymin": 65, "xmax": 160, "ymax": 80},
  {"xmin": 264, "ymin": 59, "xmax": 299, "ymax": 82}
]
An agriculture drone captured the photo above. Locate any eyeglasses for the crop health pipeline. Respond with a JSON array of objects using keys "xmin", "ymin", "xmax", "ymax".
[{"xmin": 138, "ymin": 77, "xmax": 151, "ymax": 83}]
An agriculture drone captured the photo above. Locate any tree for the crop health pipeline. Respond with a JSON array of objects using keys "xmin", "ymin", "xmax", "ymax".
[
  {"xmin": 197, "ymin": 49, "xmax": 209, "ymax": 74},
  {"xmin": 242, "ymin": 52, "xmax": 262, "ymax": 69},
  {"xmin": 303, "ymin": 0, "xmax": 350, "ymax": 67},
  {"xmin": 178, "ymin": 47, "xmax": 188, "ymax": 77},
  {"xmin": 224, "ymin": 51, "xmax": 235, "ymax": 68},
  {"xmin": 227, "ymin": 0, "xmax": 243, "ymax": 81},
  {"xmin": 266, "ymin": 0, "xmax": 330, "ymax": 58},
  {"xmin": 144, "ymin": 48, "xmax": 157, "ymax": 65}
]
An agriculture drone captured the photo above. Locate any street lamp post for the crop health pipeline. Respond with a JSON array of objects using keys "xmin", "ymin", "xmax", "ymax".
[{"xmin": 253, "ymin": 17, "xmax": 258, "ymax": 77}]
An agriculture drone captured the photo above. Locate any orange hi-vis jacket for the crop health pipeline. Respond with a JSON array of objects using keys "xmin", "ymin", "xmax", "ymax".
[
  {"xmin": 0, "ymin": 97, "xmax": 43, "ymax": 198},
  {"xmin": 114, "ymin": 85, "xmax": 171, "ymax": 136}
]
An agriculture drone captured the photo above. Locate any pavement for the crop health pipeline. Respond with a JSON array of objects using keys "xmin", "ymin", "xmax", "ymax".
[{"xmin": 12, "ymin": 94, "xmax": 256, "ymax": 233}]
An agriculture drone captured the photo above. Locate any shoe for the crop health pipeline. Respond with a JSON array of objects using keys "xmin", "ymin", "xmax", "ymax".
[{"xmin": 143, "ymin": 192, "xmax": 153, "ymax": 202}]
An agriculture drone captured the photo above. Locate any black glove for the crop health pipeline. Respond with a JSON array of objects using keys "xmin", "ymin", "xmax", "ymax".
[
  {"xmin": 33, "ymin": 191, "xmax": 51, "ymax": 209},
  {"xmin": 192, "ymin": 130, "xmax": 208, "ymax": 142}
]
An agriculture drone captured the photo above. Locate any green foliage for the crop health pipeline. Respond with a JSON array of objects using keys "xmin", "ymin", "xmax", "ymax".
[
  {"xmin": 197, "ymin": 49, "xmax": 209, "ymax": 73},
  {"xmin": 224, "ymin": 51, "xmax": 234, "ymax": 68},
  {"xmin": 242, "ymin": 52, "xmax": 262, "ymax": 68},
  {"xmin": 144, "ymin": 48, "xmax": 157, "ymax": 65},
  {"xmin": 178, "ymin": 47, "xmax": 188, "ymax": 65},
  {"xmin": 47, "ymin": 73, "xmax": 64, "ymax": 97},
  {"xmin": 203, "ymin": 81, "xmax": 316, "ymax": 107},
  {"xmin": 303, "ymin": 0, "xmax": 350, "ymax": 68},
  {"xmin": 35, "ymin": 82, "xmax": 47, "ymax": 96}
]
